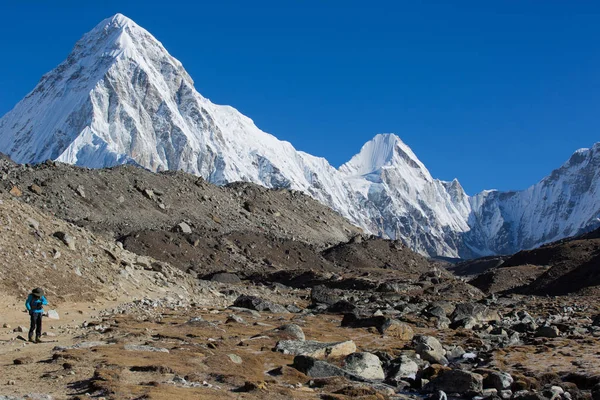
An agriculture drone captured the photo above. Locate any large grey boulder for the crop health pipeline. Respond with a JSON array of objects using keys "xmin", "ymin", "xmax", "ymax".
[
  {"xmin": 210, "ymin": 272, "xmax": 241, "ymax": 284},
  {"xmin": 389, "ymin": 355, "xmax": 419, "ymax": 381},
  {"xmin": 270, "ymin": 324, "xmax": 305, "ymax": 340},
  {"xmin": 310, "ymin": 285, "xmax": 342, "ymax": 305},
  {"xmin": 341, "ymin": 314, "xmax": 413, "ymax": 339},
  {"xmin": 343, "ymin": 352, "xmax": 385, "ymax": 380},
  {"xmin": 450, "ymin": 302, "xmax": 500, "ymax": 329},
  {"xmin": 427, "ymin": 369, "xmax": 483, "ymax": 394},
  {"xmin": 535, "ymin": 325, "xmax": 560, "ymax": 338},
  {"xmin": 292, "ymin": 355, "xmax": 363, "ymax": 381},
  {"xmin": 233, "ymin": 295, "xmax": 288, "ymax": 313},
  {"xmin": 413, "ymin": 335, "xmax": 448, "ymax": 365},
  {"xmin": 275, "ymin": 340, "xmax": 356, "ymax": 359},
  {"xmin": 477, "ymin": 369, "xmax": 514, "ymax": 391}
]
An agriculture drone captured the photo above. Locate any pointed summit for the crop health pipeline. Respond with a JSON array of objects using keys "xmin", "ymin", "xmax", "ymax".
[
  {"xmin": 339, "ymin": 133, "xmax": 429, "ymax": 179},
  {"xmin": 0, "ymin": 14, "xmax": 192, "ymax": 165}
]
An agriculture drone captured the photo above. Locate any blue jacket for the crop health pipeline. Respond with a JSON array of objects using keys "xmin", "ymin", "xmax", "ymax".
[{"xmin": 26, "ymin": 295, "xmax": 48, "ymax": 314}]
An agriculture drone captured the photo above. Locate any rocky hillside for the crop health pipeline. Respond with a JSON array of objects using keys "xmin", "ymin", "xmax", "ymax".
[
  {"xmin": 0, "ymin": 157, "xmax": 360, "ymax": 249},
  {"xmin": 466, "ymin": 227, "xmax": 600, "ymax": 296},
  {"xmin": 0, "ymin": 191, "xmax": 208, "ymax": 303}
]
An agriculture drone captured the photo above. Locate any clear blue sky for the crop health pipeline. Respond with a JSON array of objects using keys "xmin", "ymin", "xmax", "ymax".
[{"xmin": 1, "ymin": 1, "xmax": 599, "ymax": 195}]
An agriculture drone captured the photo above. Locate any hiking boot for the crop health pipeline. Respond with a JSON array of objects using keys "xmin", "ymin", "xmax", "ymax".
[
  {"xmin": 28, "ymin": 335, "xmax": 34, "ymax": 343},
  {"xmin": 35, "ymin": 337, "xmax": 42, "ymax": 343}
]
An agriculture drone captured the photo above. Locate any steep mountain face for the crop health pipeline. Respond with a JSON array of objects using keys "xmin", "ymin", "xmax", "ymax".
[
  {"xmin": 339, "ymin": 134, "xmax": 471, "ymax": 257},
  {"xmin": 466, "ymin": 144, "xmax": 600, "ymax": 256},
  {"xmin": 0, "ymin": 14, "xmax": 599, "ymax": 258}
]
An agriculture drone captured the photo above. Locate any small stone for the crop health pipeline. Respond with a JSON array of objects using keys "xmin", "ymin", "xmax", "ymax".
[
  {"xmin": 226, "ymin": 314, "xmax": 245, "ymax": 324},
  {"xmin": 53, "ymin": 231, "xmax": 76, "ymax": 250},
  {"xmin": 14, "ymin": 356, "xmax": 34, "ymax": 365},
  {"xmin": 3, "ymin": 323, "xmax": 10, "ymax": 329},
  {"xmin": 228, "ymin": 354, "xmax": 243, "ymax": 364},
  {"xmin": 174, "ymin": 222, "xmax": 192, "ymax": 234},
  {"xmin": 7, "ymin": 379, "xmax": 16, "ymax": 385},
  {"xmin": 142, "ymin": 189, "xmax": 155, "ymax": 200},
  {"xmin": 76, "ymin": 185, "xmax": 86, "ymax": 198},
  {"xmin": 26, "ymin": 217, "xmax": 40, "ymax": 230},
  {"xmin": 14, "ymin": 326, "xmax": 27, "ymax": 333},
  {"xmin": 30, "ymin": 184, "xmax": 43, "ymax": 195},
  {"xmin": 9, "ymin": 185, "xmax": 22, "ymax": 197},
  {"xmin": 124, "ymin": 344, "xmax": 169, "ymax": 353}
]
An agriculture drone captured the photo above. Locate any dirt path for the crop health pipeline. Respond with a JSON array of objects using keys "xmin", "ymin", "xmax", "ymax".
[{"xmin": 0, "ymin": 294, "xmax": 123, "ymax": 398}]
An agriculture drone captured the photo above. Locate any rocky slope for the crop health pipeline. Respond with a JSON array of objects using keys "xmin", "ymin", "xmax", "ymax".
[
  {"xmin": 465, "ymin": 227, "xmax": 600, "ymax": 296},
  {"xmin": 0, "ymin": 14, "xmax": 599, "ymax": 259}
]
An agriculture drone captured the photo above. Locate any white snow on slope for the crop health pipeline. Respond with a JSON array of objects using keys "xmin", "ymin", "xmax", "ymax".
[{"xmin": 0, "ymin": 14, "xmax": 599, "ymax": 258}]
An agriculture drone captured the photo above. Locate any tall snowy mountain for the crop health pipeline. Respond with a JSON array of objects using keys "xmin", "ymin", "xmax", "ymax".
[{"xmin": 0, "ymin": 14, "xmax": 598, "ymax": 258}]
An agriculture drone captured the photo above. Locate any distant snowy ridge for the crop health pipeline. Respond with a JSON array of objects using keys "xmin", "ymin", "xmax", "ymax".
[{"xmin": 1, "ymin": 14, "xmax": 599, "ymax": 258}]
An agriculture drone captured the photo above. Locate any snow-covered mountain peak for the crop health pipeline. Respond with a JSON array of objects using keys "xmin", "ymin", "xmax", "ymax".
[{"xmin": 339, "ymin": 133, "xmax": 430, "ymax": 179}]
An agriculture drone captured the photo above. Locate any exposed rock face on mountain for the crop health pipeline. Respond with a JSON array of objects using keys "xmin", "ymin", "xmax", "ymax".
[
  {"xmin": 0, "ymin": 13, "xmax": 599, "ymax": 258},
  {"xmin": 466, "ymin": 144, "xmax": 600, "ymax": 256}
]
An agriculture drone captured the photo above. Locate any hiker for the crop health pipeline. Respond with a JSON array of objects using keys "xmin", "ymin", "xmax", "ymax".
[{"xmin": 25, "ymin": 288, "xmax": 48, "ymax": 343}]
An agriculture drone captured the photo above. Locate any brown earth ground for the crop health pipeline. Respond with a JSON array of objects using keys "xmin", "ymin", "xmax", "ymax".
[{"xmin": 1, "ymin": 289, "xmax": 599, "ymax": 400}]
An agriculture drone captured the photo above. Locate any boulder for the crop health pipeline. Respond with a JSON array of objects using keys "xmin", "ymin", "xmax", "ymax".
[
  {"xmin": 341, "ymin": 314, "xmax": 411, "ymax": 338},
  {"xmin": 9, "ymin": 186, "xmax": 22, "ymax": 197},
  {"xmin": 210, "ymin": 273, "xmax": 241, "ymax": 284},
  {"xmin": 225, "ymin": 314, "xmax": 245, "ymax": 324},
  {"xmin": 591, "ymin": 383, "xmax": 600, "ymax": 400},
  {"xmin": 29, "ymin": 184, "xmax": 43, "ymax": 195},
  {"xmin": 450, "ymin": 302, "xmax": 499, "ymax": 329},
  {"xmin": 233, "ymin": 295, "xmax": 288, "ymax": 313},
  {"xmin": 445, "ymin": 345, "xmax": 466, "ymax": 360},
  {"xmin": 427, "ymin": 369, "xmax": 483, "ymax": 394},
  {"xmin": 389, "ymin": 355, "xmax": 419, "ymax": 381},
  {"xmin": 477, "ymin": 369, "xmax": 514, "ymax": 390},
  {"xmin": 327, "ymin": 300, "xmax": 357, "ymax": 314},
  {"xmin": 535, "ymin": 326, "xmax": 560, "ymax": 338},
  {"xmin": 413, "ymin": 335, "xmax": 448, "ymax": 365},
  {"xmin": 270, "ymin": 324, "xmax": 305, "ymax": 340},
  {"xmin": 343, "ymin": 352, "xmax": 385, "ymax": 380},
  {"xmin": 311, "ymin": 285, "xmax": 341, "ymax": 305},
  {"xmin": 275, "ymin": 340, "xmax": 356, "ymax": 359},
  {"xmin": 292, "ymin": 355, "xmax": 362, "ymax": 381},
  {"xmin": 53, "ymin": 231, "xmax": 75, "ymax": 250},
  {"xmin": 424, "ymin": 306, "xmax": 447, "ymax": 320},
  {"xmin": 124, "ymin": 344, "xmax": 169, "ymax": 353},
  {"xmin": 512, "ymin": 390, "xmax": 548, "ymax": 400},
  {"xmin": 14, "ymin": 357, "xmax": 34, "ymax": 365},
  {"xmin": 382, "ymin": 319, "xmax": 414, "ymax": 340}
]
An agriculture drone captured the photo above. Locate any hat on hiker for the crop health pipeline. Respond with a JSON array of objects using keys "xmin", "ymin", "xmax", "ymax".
[{"xmin": 32, "ymin": 288, "xmax": 44, "ymax": 297}]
